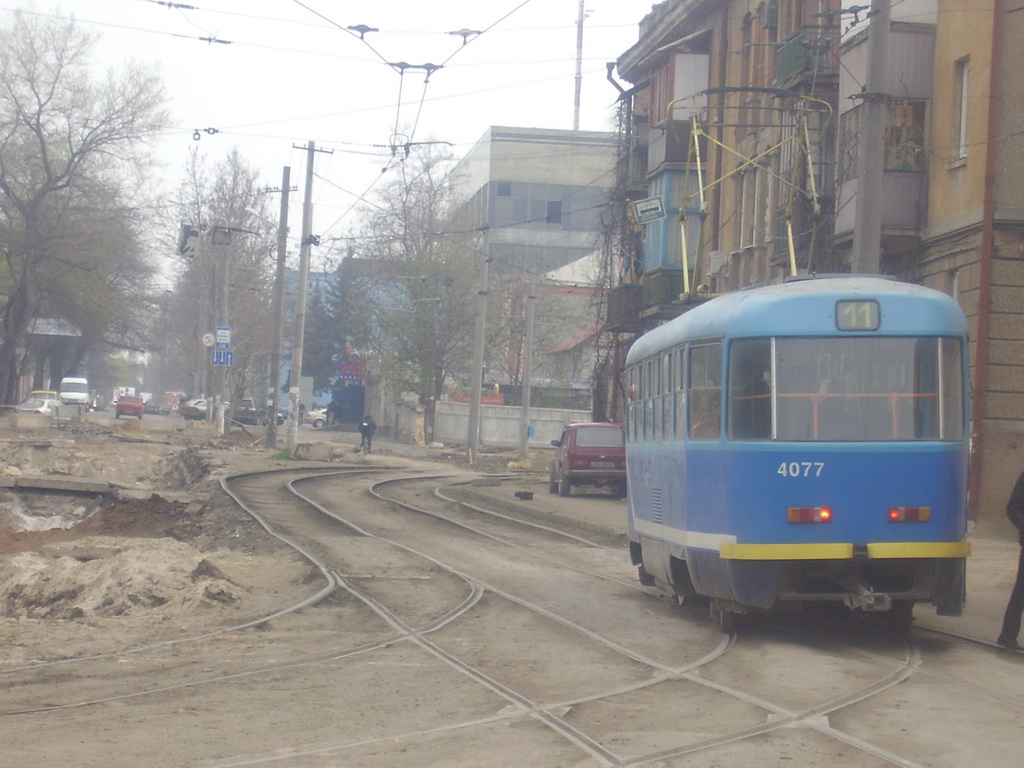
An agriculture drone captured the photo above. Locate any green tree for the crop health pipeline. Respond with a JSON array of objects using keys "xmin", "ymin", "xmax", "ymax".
[
  {"xmin": 302, "ymin": 279, "xmax": 343, "ymax": 393},
  {"xmin": 0, "ymin": 11, "xmax": 169, "ymax": 401}
]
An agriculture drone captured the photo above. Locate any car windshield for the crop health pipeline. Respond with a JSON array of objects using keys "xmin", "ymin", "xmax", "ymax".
[{"xmin": 575, "ymin": 428, "xmax": 624, "ymax": 448}]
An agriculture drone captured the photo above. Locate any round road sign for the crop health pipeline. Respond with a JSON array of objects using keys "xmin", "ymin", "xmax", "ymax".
[{"xmin": 202, "ymin": 332, "xmax": 215, "ymax": 348}]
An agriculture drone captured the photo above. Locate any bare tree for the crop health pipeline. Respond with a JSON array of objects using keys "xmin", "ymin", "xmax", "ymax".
[
  {"xmin": 351, "ymin": 150, "xmax": 478, "ymax": 406},
  {"xmin": 165, "ymin": 148, "xmax": 276, "ymax": 408},
  {"xmin": 0, "ymin": 11, "xmax": 169, "ymax": 401}
]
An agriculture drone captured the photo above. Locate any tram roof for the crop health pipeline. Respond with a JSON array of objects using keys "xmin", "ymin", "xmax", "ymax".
[{"xmin": 626, "ymin": 276, "xmax": 967, "ymax": 363}]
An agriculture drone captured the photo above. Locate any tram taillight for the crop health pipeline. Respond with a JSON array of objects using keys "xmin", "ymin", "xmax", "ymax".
[
  {"xmin": 787, "ymin": 507, "xmax": 832, "ymax": 523},
  {"xmin": 888, "ymin": 506, "xmax": 931, "ymax": 522}
]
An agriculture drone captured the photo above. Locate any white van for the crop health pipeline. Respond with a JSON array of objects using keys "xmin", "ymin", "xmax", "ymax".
[{"xmin": 59, "ymin": 377, "xmax": 90, "ymax": 406}]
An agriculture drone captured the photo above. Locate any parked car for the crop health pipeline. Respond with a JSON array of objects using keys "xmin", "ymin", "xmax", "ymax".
[
  {"xmin": 17, "ymin": 396, "xmax": 62, "ymax": 417},
  {"xmin": 142, "ymin": 400, "xmax": 163, "ymax": 415},
  {"xmin": 231, "ymin": 398, "xmax": 258, "ymax": 426},
  {"xmin": 178, "ymin": 398, "xmax": 208, "ymax": 420},
  {"xmin": 229, "ymin": 398, "xmax": 284, "ymax": 427},
  {"xmin": 114, "ymin": 395, "xmax": 144, "ymax": 419},
  {"xmin": 548, "ymin": 422, "xmax": 627, "ymax": 498},
  {"xmin": 304, "ymin": 406, "xmax": 328, "ymax": 428}
]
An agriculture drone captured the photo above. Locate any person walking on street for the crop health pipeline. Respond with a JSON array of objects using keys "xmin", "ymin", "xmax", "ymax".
[
  {"xmin": 358, "ymin": 414, "xmax": 376, "ymax": 455},
  {"xmin": 998, "ymin": 470, "xmax": 1024, "ymax": 650}
]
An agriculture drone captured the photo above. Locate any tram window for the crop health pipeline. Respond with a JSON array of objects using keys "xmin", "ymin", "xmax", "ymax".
[
  {"xmin": 728, "ymin": 339, "xmax": 772, "ymax": 440},
  {"xmin": 644, "ymin": 360, "xmax": 654, "ymax": 441},
  {"xmin": 774, "ymin": 337, "xmax": 964, "ymax": 441},
  {"xmin": 662, "ymin": 352, "xmax": 673, "ymax": 440},
  {"xmin": 626, "ymin": 367, "xmax": 638, "ymax": 442},
  {"xmin": 653, "ymin": 356, "xmax": 663, "ymax": 441},
  {"xmin": 940, "ymin": 338, "xmax": 965, "ymax": 440},
  {"xmin": 675, "ymin": 350, "xmax": 687, "ymax": 441},
  {"xmin": 688, "ymin": 343, "xmax": 722, "ymax": 441}
]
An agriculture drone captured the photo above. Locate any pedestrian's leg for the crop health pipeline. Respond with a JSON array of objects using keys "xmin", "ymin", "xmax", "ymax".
[{"xmin": 998, "ymin": 546, "xmax": 1024, "ymax": 647}]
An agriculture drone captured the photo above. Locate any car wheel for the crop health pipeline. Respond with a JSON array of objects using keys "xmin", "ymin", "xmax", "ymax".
[
  {"xmin": 558, "ymin": 474, "xmax": 571, "ymax": 497},
  {"xmin": 548, "ymin": 474, "xmax": 558, "ymax": 494},
  {"xmin": 313, "ymin": 417, "xmax": 325, "ymax": 428}
]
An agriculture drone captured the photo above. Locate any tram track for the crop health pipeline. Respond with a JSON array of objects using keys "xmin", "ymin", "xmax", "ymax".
[
  {"xmin": 282, "ymin": 472, "xmax": 966, "ymax": 767},
  {"xmin": 2, "ymin": 466, "xmax": 1020, "ymax": 767}
]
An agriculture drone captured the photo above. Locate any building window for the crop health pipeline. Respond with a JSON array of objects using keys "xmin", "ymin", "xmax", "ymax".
[
  {"xmin": 546, "ymin": 200, "xmax": 562, "ymax": 225},
  {"xmin": 738, "ymin": 167, "xmax": 760, "ymax": 249},
  {"xmin": 953, "ymin": 58, "xmax": 970, "ymax": 162},
  {"xmin": 496, "ymin": 181, "xmax": 512, "ymax": 197}
]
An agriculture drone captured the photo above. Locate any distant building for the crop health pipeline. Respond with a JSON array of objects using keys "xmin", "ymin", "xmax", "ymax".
[
  {"xmin": 450, "ymin": 127, "xmax": 619, "ymax": 416},
  {"xmin": 451, "ymin": 126, "xmax": 618, "ymax": 277}
]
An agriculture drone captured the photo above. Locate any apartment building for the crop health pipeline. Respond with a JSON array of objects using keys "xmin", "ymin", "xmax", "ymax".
[{"xmin": 605, "ymin": 0, "xmax": 1024, "ymax": 525}]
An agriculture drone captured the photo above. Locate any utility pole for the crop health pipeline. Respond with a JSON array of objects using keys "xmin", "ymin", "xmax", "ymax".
[
  {"xmin": 467, "ymin": 253, "xmax": 490, "ymax": 464},
  {"xmin": 573, "ymin": 0, "xmax": 585, "ymax": 130},
  {"xmin": 851, "ymin": 0, "xmax": 890, "ymax": 274},
  {"xmin": 216, "ymin": 225, "xmax": 232, "ymax": 434},
  {"xmin": 266, "ymin": 166, "xmax": 290, "ymax": 449},
  {"xmin": 517, "ymin": 283, "xmax": 536, "ymax": 460},
  {"xmin": 287, "ymin": 141, "xmax": 332, "ymax": 450}
]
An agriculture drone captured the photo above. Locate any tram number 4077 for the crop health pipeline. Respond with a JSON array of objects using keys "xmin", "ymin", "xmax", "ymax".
[{"xmin": 777, "ymin": 461, "xmax": 825, "ymax": 478}]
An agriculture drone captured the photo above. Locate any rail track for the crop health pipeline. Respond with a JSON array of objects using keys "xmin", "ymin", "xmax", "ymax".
[{"xmin": 0, "ymin": 466, "xmax": 1020, "ymax": 767}]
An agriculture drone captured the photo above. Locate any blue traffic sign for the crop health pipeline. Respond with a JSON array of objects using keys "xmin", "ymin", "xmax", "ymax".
[{"xmin": 211, "ymin": 349, "xmax": 233, "ymax": 366}]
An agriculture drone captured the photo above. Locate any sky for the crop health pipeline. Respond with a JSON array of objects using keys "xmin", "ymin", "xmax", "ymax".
[{"xmin": 5, "ymin": 0, "xmax": 648, "ymax": 261}]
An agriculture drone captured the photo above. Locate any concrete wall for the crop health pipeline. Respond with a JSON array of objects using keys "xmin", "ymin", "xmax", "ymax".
[{"xmin": 433, "ymin": 401, "xmax": 591, "ymax": 449}]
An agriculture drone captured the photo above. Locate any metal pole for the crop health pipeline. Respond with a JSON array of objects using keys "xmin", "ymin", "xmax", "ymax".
[
  {"xmin": 266, "ymin": 166, "xmax": 290, "ymax": 449},
  {"xmin": 217, "ymin": 229, "xmax": 231, "ymax": 435},
  {"xmin": 467, "ymin": 253, "xmax": 489, "ymax": 464},
  {"xmin": 573, "ymin": 0, "xmax": 585, "ymax": 130},
  {"xmin": 518, "ymin": 283, "xmax": 536, "ymax": 460},
  {"xmin": 287, "ymin": 142, "xmax": 316, "ymax": 451},
  {"xmin": 851, "ymin": 0, "xmax": 890, "ymax": 274},
  {"xmin": 195, "ymin": 224, "xmax": 208, "ymax": 399}
]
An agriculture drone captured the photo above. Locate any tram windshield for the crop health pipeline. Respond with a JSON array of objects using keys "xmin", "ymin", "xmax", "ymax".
[{"xmin": 728, "ymin": 336, "xmax": 964, "ymax": 442}]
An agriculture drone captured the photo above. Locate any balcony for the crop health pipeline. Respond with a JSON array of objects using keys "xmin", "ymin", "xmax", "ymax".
[
  {"xmin": 777, "ymin": 26, "xmax": 837, "ymax": 85},
  {"xmin": 834, "ymin": 170, "xmax": 926, "ymax": 239},
  {"xmin": 604, "ymin": 284, "xmax": 643, "ymax": 333}
]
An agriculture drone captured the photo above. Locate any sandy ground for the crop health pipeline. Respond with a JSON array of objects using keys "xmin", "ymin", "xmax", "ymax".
[
  {"xmin": 0, "ymin": 417, "xmax": 524, "ymax": 666},
  {"xmin": 0, "ymin": 418, "xmax": 324, "ymax": 664}
]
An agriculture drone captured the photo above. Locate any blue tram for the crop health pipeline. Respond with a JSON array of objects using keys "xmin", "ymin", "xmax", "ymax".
[{"xmin": 623, "ymin": 276, "xmax": 969, "ymax": 629}]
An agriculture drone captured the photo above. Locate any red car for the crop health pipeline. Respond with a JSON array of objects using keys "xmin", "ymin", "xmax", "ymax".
[
  {"xmin": 548, "ymin": 422, "xmax": 626, "ymax": 498},
  {"xmin": 115, "ymin": 395, "xmax": 144, "ymax": 419}
]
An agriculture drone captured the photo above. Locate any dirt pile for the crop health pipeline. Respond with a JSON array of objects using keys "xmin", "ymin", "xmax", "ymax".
[{"xmin": 0, "ymin": 425, "xmax": 306, "ymax": 664}]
